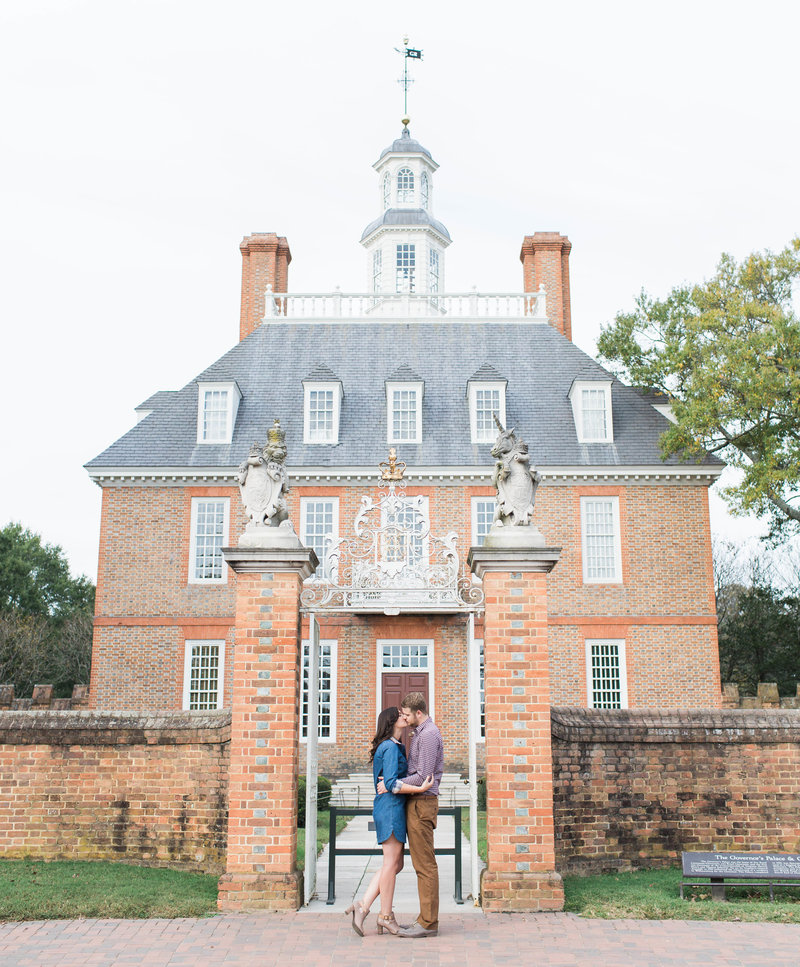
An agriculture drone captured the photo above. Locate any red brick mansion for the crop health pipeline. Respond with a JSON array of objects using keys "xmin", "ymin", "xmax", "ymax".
[{"xmin": 86, "ymin": 123, "xmax": 723, "ymax": 783}]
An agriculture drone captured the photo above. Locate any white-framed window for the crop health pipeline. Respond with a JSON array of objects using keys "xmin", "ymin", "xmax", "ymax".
[
  {"xmin": 468, "ymin": 380, "xmax": 506, "ymax": 444},
  {"xmin": 301, "ymin": 497, "xmax": 339, "ymax": 580},
  {"xmin": 196, "ymin": 381, "xmax": 241, "ymax": 445},
  {"xmin": 189, "ymin": 498, "xmax": 230, "ymax": 584},
  {"xmin": 429, "ymin": 247, "xmax": 440, "ymax": 293},
  {"xmin": 397, "ymin": 166, "xmax": 414, "ymax": 203},
  {"xmin": 586, "ymin": 639, "xmax": 628, "ymax": 709},
  {"xmin": 580, "ymin": 496, "xmax": 622, "ymax": 583},
  {"xmin": 420, "ymin": 171, "xmax": 429, "ymax": 209},
  {"xmin": 383, "ymin": 172, "xmax": 391, "ymax": 209},
  {"xmin": 471, "ymin": 497, "xmax": 496, "ymax": 546},
  {"xmin": 301, "ymin": 639, "xmax": 337, "ymax": 742},
  {"xmin": 381, "ymin": 496, "xmax": 429, "ymax": 567},
  {"xmin": 569, "ymin": 379, "xmax": 613, "ymax": 443},
  {"xmin": 372, "ymin": 250, "xmax": 383, "ymax": 292},
  {"xmin": 303, "ymin": 380, "xmax": 342, "ymax": 445},
  {"xmin": 396, "ymin": 243, "xmax": 416, "ymax": 292},
  {"xmin": 386, "ymin": 380, "xmax": 423, "ymax": 443},
  {"xmin": 182, "ymin": 639, "xmax": 225, "ymax": 710}
]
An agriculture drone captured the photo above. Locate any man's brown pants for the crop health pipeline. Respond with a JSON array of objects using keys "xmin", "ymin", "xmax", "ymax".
[{"xmin": 406, "ymin": 795, "xmax": 439, "ymax": 929}]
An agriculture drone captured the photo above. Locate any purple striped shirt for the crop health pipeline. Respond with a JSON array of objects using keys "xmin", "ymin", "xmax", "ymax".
[{"xmin": 397, "ymin": 716, "xmax": 444, "ymax": 797}]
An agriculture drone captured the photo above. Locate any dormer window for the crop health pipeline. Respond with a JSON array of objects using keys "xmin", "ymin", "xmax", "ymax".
[
  {"xmin": 570, "ymin": 380, "xmax": 613, "ymax": 443},
  {"xmin": 196, "ymin": 381, "xmax": 241, "ymax": 444},
  {"xmin": 386, "ymin": 380, "xmax": 423, "ymax": 444},
  {"xmin": 468, "ymin": 380, "xmax": 506, "ymax": 444},
  {"xmin": 383, "ymin": 172, "xmax": 391, "ymax": 209},
  {"xmin": 303, "ymin": 380, "xmax": 343, "ymax": 445},
  {"xmin": 421, "ymin": 171, "xmax": 429, "ymax": 209},
  {"xmin": 397, "ymin": 167, "xmax": 414, "ymax": 203}
]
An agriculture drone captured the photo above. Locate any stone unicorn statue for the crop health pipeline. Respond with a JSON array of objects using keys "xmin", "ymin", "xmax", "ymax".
[{"xmin": 490, "ymin": 414, "xmax": 541, "ymax": 527}]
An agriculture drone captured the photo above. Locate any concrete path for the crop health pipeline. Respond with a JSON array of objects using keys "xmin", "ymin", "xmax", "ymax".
[
  {"xmin": 300, "ymin": 812, "xmax": 483, "ymax": 914},
  {"xmin": 2, "ymin": 914, "xmax": 799, "ymax": 966}
]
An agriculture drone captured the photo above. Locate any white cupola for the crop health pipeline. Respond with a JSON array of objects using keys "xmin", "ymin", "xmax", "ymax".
[{"xmin": 360, "ymin": 123, "xmax": 451, "ymax": 296}]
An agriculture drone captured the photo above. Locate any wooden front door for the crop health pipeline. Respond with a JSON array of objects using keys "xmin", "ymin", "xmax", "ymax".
[{"xmin": 381, "ymin": 671, "xmax": 428, "ymax": 756}]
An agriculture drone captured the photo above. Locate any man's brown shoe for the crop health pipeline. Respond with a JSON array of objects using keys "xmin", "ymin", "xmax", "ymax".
[{"xmin": 397, "ymin": 922, "xmax": 438, "ymax": 938}]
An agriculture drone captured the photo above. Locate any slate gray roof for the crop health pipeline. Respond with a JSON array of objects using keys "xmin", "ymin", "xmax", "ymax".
[
  {"xmin": 360, "ymin": 209, "xmax": 451, "ymax": 243},
  {"xmin": 379, "ymin": 129, "xmax": 433, "ymax": 161},
  {"xmin": 87, "ymin": 321, "xmax": 722, "ymax": 473}
]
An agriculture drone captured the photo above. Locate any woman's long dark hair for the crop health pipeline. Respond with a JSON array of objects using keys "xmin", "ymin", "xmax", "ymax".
[{"xmin": 369, "ymin": 707, "xmax": 401, "ymax": 762}]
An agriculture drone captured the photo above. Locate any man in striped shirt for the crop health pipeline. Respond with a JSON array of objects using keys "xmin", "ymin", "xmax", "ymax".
[{"xmin": 385, "ymin": 691, "xmax": 444, "ymax": 937}]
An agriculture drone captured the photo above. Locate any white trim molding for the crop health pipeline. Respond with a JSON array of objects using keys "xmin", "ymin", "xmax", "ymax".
[{"xmin": 88, "ymin": 463, "xmax": 724, "ymax": 488}]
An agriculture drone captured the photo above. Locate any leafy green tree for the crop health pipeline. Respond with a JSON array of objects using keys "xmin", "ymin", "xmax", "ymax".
[
  {"xmin": 597, "ymin": 238, "xmax": 800, "ymax": 537},
  {"xmin": 0, "ymin": 523, "xmax": 94, "ymax": 618},
  {"xmin": 0, "ymin": 523, "xmax": 94, "ymax": 697}
]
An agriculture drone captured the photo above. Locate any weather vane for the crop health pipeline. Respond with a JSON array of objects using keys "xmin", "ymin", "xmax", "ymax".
[{"xmin": 394, "ymin": 36, "xmax": 422, "ymax": 121}]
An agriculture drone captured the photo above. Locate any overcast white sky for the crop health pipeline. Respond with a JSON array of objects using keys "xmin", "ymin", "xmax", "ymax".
[{"xmin": 2, "ymin": 1, "xmax": 799, "ymax": 582}]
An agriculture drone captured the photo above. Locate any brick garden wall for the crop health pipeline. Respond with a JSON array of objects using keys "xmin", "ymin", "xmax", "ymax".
[
  {"xmin": 551, "ymin": 707, "xmax": 800, "ymax": 875},
  {"xmin": 0, "ymin": 709, "xmax": 230, "ymax": 873}
]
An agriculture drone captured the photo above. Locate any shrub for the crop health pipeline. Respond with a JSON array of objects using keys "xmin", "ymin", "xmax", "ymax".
[{"xmin": 297, "ymin": 775, "xmax": 333, "ymax": 828}]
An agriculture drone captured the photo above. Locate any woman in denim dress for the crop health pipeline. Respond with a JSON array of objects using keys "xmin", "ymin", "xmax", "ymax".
[{"xmin": 345, "ymin": 707, "xmax": 432, "ymax": 936}]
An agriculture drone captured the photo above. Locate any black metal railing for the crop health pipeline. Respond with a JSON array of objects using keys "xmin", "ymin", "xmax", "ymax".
[{"xmin": 325, "ymin": 806, "xmax": 463, "ymax": 904}]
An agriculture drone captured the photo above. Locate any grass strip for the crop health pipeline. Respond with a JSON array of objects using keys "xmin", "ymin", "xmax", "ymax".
[
  {"xmin": 461, "ymin": 809, "xmax": 487, "ymax": 863},
  {"xmin": 296, "ymin": 810, "xmax": 349, "ymax": 869},
  {"xmin": 0, "ymin": 859, "xmax": 218, "ymax": 921},
  {"xmin": 563, "ymin": 866, "xmax": 800, "ymax": 923}
]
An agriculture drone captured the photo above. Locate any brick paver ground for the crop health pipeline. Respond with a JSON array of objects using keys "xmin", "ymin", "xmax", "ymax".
[{"xmin": 1, "ymin": 913, "xmax": 798, "ymax": 967}]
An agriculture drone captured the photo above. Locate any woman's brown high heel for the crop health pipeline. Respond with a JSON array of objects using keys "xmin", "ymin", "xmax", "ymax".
[
  {"xmin": 376, "ymin": 911, "xmax": 400, "ymax": 935},
  {"xmin": 345, "ymin": 902, "xmax": 368, "ymax": 937}
]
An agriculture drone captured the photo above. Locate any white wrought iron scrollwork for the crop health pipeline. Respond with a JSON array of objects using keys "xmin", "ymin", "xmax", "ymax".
[{"xmin": 300, "ymin": 478, "xmax": 484, "ymax": 614}]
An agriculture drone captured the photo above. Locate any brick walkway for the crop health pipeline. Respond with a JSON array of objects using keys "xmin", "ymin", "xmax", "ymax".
[{"xmin": 1, "ymin": 913, "xmax": 799, "ymax": 967}]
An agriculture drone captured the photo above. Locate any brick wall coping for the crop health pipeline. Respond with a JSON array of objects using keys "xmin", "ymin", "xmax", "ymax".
[
  {"xmin": 0, "ymin": 709, "xmax": 231, "ymax": 746},
  {"xmin": 551, "ymin": 706, "xmax": 800, "ymax": 744}
]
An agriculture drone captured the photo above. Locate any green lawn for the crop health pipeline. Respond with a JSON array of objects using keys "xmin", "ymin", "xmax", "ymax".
[
  {"xmin": 563, "ymin": 866, "xmax": 800, "ymax": 923},
  {"xmin": 461, "ymin": 808, "xmax": 487, "ymax": 862},
  {"xmin": 296, "ymin": 810, "xmax": 349, "ymax": 869},
  {"xmin": 0, "ymin": 859, "xmax": 218, "ymax": 921}
]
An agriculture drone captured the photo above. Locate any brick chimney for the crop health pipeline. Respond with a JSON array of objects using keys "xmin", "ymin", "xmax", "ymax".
[
  {"xmin": 520, "ymin": 232, "xmax": 572, "ymax": 340},
  {"xmin": 239, "ymin": 233, "xmax": 292, "ymax": 341}
]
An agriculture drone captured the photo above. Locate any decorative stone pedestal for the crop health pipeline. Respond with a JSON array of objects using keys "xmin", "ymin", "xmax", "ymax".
[
  {"xmin": 469, "ymin": 527, "xmax": 563, "ymax": 912},
  {"xmin": 218, "ymin": 542, "xmax": 317, "ymax": 912}
]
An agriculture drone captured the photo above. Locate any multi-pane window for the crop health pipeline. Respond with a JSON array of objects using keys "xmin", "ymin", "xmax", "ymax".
[
  {"xmin": 383, "ymin": 172, "xmax": 391, "ymax": 209},
  {"xmin": 396, "ymin": 243, "xmax": 416, "ymax": 292},
  {"xmin": 372, "ymin": 250, "xmax": 383, "ymax": 292},
  {"xmin": 468, "ymin": 381, "xmax": 506, "ymax": 444},
  {"xmin": 381, "ymin": 641, "xmax": 430, "ymax": 670},
  {"xmin": 472, "ymin": 498, "xmax": 495, "ymax": 546},
  {"xmin": 581, "ymin": 496, "xmax": 622, "ymax": 583},
  {"xmin": 382, "ymin": 498, "xmax": 428, "ymax": 566},
  {"xmin": 397, "ymin": 167, "xmax": 414, "ymax": 203},
  {"xmin": 307, "ymin": 389, "xmax": 334, "ymax": 442},
  {"xmin": 420, "ymin": 171, "xmax": 429, "ymax": 209},
  {"xmin": 388, "ymin": 384, "xmax": 421, "ymax": 442},
  {"xmin": 582, "ymin": 388, "xmax": 609, "ymax": 440},
  {"xmin": 301, "ymin": 640, "xmax": 336, "ymax": 740},
  {"xmin": 189, "ymin": 499, "xmax": 229, "ymax": 583},
  {"xmin": 429, "ymin": 248, "xmax": 440, "ymax": 293},
  {"xmin": 570, "ymin": 380, "xmax": 613, "ymax": 443},
  {"xmin": 183, "ymin": 640, "xmax": 224, "ymax": 710},
  {"xmin": 201, "ymin": 389, "xmax": 229, "ymax": 443},
  {"xmin": 587, "ymin": 639, "xmax": 627, "ymax": 709},
  {"xmin": 303, "ymin": 381, "xmax": 341, "ymax": 444},
  {"xmin": 301, "ymin": 499, "xmax": 338, "ymax": 580},
  {"xmin": 197, "ymin": 381, "xmax": 240, "ymax": 445}
]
